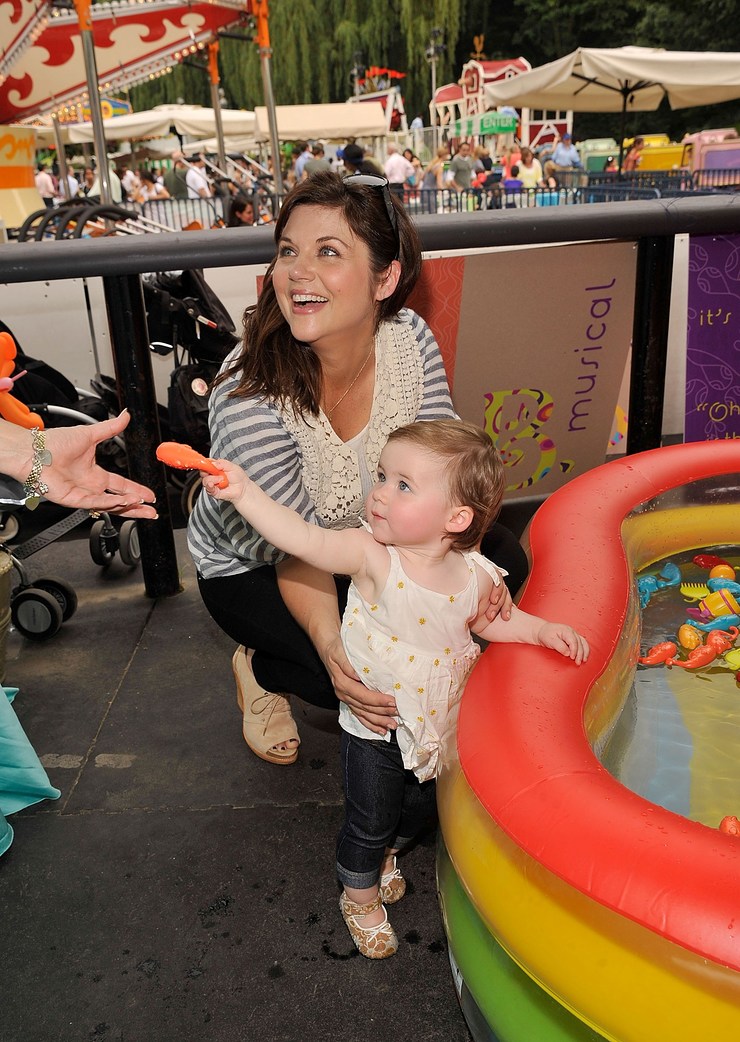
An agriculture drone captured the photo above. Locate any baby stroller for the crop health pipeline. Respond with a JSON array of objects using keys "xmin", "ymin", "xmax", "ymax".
[
  {"xmin": 0, "ymin": 322, "xmax": 144, "ymax": 640},
  {"xmin": 91, "ymin": 268, "xmax": 240, "ymax": 518}
]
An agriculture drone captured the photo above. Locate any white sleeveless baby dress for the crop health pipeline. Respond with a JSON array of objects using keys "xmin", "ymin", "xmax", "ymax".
[{"xmin": 339, "ymin": 545, "xmax": 503, "ymax": 781}]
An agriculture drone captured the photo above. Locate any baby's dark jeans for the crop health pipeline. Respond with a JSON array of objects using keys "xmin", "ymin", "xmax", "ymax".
[{"xmin": 335, "ymin": 729, "xmax": 437, "ymax": 890}]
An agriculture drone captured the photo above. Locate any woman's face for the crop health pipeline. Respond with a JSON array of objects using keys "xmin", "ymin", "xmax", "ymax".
[
  {"xmin": 273, "ymin": 204, "xmax": 387, "ymax": 354},
  {"xmin": 238, "ymin": 203, "xmax": 254, "ymax": 224}
]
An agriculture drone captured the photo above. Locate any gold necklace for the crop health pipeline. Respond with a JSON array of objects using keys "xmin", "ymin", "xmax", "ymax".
[{"xmin": 325, "ymin": 346, "xmax": 374, "ymax": 419}]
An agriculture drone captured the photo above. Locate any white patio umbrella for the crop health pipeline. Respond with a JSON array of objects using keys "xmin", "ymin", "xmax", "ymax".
[{"xmin": 484, "ymin": 46, "xmax": 740, "ymax": 166}]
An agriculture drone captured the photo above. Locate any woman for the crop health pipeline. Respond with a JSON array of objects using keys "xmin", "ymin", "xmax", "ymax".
[
  {"xmin": 516, "ymin": 147, "xmax": 543, "ymax": 190},
  {"xmin": 133, "ymin": 169, "xmax": 170, "ymax": 203},
  {"xmin": 226, "ymin": 195, "xmax": 256, "ymax": 227},
  {"xmin": 420, "ymin": 147, "xmax": 449, "ymax": 213},
  {"xmin": 187, "ymin": 171, "xmax": 528, "ymax": 766}
]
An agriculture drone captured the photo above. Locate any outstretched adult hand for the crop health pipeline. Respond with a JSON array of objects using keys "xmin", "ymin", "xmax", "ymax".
[{"xmin": 16, "ymin": 411, "xmax": 157, "ymax": 518}]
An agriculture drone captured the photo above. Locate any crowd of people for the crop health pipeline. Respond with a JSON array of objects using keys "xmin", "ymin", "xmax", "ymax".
[{"xmin": 34, "ymin": 125, "xmax": 629, "ymax": 228}]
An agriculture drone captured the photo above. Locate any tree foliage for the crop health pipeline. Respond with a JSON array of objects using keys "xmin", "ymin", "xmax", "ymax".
[{"xmin": 131, "ymin": 0, "xmax": 740, "ymax": 141}]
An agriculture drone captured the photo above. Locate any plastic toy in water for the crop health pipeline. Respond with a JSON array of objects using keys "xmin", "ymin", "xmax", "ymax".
[
  {"xmin": 719, "ymin": 815, "xmax": 740, "ymax": 836},
  {"xmin": 0, "ymin": 331, "xmax": 44, "ymax": 430},
  {"xmin": 637, "ymin": 561, "xmax": 681, "ymax": 608},
  {"xmin": 638, "ymin": 641, "xmax": 677, "ymax": 665},
  {"xmin": 688, "ymin": 613, "xmax": 740, "ymax": 632},
  {"xmin": 687, "ymin": 588, "xmax": 740, "ymax": 621},
  {"xmin": 709, "ymin": 564, "xmax": 736, "ymax": 581},
  {"xmin": 722, "ymin": 648, "xmax": 740, "ymax": 671},
  {"xmin": 666, "ymin": 627, "xmax": 738, "ymax": 669},
  {"xmin": 693, "ymin": 553, "xmax": 730, "ymax": 569},
  {"xmin": 155, "ymin": 441, "xmax": 229, "ymax": 488},
  {"xmin": 677, "ymin": 624, "xmax": 702, "ymax": 649},
  {"xmin": 707, "ymin": 577, "xmax": 740, "ymax": 596},
  {"xmin": 679, "ymin": 582, "xmax": 709, "ymax": 601}
]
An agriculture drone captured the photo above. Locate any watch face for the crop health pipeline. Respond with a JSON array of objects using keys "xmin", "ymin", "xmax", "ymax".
[{"xmin": 191, "ymin": 378, "xmax": 209, "ymax": 397}]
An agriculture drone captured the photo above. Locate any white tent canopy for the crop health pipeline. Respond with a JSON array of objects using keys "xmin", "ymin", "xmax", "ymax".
[
  {"xmin": 253, "ymin": 102, "xmax": 387, "ymax": 142},
  {"xmin": 484, "ymin": 46, "xmax": 740, "ymax": 114},
  {"xmin": 61, "ymin": 105, "xmax": 255, "ymax": 144}
]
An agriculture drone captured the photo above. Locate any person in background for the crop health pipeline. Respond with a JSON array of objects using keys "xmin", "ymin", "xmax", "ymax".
[
  {"xmin": 87, "ymin": 164, "xmax": 123, "ymax": 203},
  {"xmin": 384, "ymin": 144, "xmax": 415, "ymax": 198},
  {"xmin": 419, "ymin": 146, "xmax": 449, "ymax": 213},
  {"xmin": 81, "ymin": 167, "xmax": 96, "ymax": 196},
  {"xmin": 293, "ymin": 141, "xmax": 313, "ymax": 182},
  {"xmin": 119, "ymin": 165, "xmax": 141, "ymax": 202},
  {"xmin": 516, "ymin": 147, "xmax": 543, "ymax": 190},
  {"xmin": 448, "ymin": 141, "xmax": 474, "ymax": 192},
  {"xmin": 35, "ymin": 165, "xmax": 56, "ymax": 207},
  {"xmin": 55, "ymin": 169, "xmax": 80, "ymax": 204},
  {"xmin": 187, "ymin": 170, "xmax": 528, "ymax": 770},
  {"xmin": 133, "ymin": 169, "xmax": 170, "ymax": 203},
  {"xmin": 604, "ymin": 155, "xmax": 618, "ymax": 172},
  {"xmin": 549, "ymin": 133, "xmax": 582, "ymax": 171},
  {"xmin": 186, "ymin": 155, "xmax": 212, "ymax": 199},
  {"xmin": 340, "ymin": 143, "xmax": 375, "ymax": 176},
  {"xmin": 163, "ymin": 155, "xmax": 189, "ymax": 199},
  {"xmin": 302, "ymin": 145, "xmax": 331, "ymax": 179},
  {"xmin": 226, "ymin": 195, "xmax": 256, "ymax": 227},
  {"xmin": 622, "ymin": 137, "xmax": 644, "ymax": 172}
]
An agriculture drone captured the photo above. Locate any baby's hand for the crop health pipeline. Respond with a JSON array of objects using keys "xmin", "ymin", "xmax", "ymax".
[
  {"xmin": 537, "ymin": 623, "xmax": 589, "ymax": 665},
  {"xmin": 200, "ymin": 458, "xmax": 246, "ymax": 501}
]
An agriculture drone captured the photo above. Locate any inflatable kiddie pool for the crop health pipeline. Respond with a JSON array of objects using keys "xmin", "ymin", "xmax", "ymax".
[{"xmin": 437, "ymin": 441, "xmax": 740, "ymax": 1042}]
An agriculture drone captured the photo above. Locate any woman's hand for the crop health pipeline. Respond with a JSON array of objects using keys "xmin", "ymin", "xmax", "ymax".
[
  {"xmin": 322, "ymin": 632, "xmax": 398, "ymax": 735},
  {"xmin": 28, "ymin": 412, "xmax": 157, "ymax": 518},
  {"xmin": 480, "ymin": 567, "xmax": 513, "ymax": 622}
]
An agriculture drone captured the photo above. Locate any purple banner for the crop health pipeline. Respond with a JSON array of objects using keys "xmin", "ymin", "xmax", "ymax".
[{"xmin": 686, "ymin": 235, "xmax": 740, "ymax": 442}]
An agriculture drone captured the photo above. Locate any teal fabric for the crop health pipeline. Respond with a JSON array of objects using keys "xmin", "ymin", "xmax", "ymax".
[{"xmin": 0, "ymin": 685, "xmax": 60, "ymax": 820}]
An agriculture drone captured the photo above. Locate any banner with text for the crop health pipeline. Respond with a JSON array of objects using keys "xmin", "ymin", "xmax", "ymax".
[
  {"xmin": 686, "ymin": 234, "xmax": 740, "ymax": 443},
  {"xmin": 409, "ymin": 241, "xmax": 636, "ymax": 500}
]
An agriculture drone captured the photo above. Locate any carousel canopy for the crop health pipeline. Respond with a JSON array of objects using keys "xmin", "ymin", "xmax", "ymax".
[{"xmin": 0, "ymin": 0, "xmax": 250, "ymax": 123}]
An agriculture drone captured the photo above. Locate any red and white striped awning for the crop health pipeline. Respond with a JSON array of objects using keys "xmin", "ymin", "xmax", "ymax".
[{"xmin": 0, "ymin": 0, "xmax": 250, "ymax": 123}]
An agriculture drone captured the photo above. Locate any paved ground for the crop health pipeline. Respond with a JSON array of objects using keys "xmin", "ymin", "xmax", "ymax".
[{"xmin": 0, "ymin": 518, "xmax": 481, "ymax": 1042}]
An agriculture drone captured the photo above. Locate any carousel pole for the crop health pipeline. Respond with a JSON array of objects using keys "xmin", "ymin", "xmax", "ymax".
[
  {"xmin": 73, "ymin": 0, "xmax": 112, "ymax": 204},
  {"xmin": 208, "ymin": 42, "xmax": 228, "ymax": 171},
  {"xmin": 51, "ymin": 115, "xmax": 72, "ymax": 201},
  {"xmin": 253, "ymin": 1, "xmax": 284, "ymax": 195}
]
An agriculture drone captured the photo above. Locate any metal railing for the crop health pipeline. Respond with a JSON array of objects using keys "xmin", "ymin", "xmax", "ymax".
[{"xmin": 2, "ymin": 194, "xmax": 740, "ymax": 597}]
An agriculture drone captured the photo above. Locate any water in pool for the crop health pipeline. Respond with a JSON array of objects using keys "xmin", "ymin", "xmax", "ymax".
[{"xmin": 600, "ymin": 546, "xmax": 740, "ymax": 827}]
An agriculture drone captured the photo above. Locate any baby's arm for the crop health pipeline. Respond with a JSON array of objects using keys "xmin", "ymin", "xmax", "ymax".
[
  {"xmin": 202, "ymin": 458, "xmax": 372, "ymax": 578},
  {"xmin": 471, "ymin": 570, "xmax": 589, "ymax": 664}
]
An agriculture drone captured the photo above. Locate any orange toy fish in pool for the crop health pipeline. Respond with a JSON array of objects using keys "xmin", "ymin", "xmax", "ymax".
[
  {"xmin": 155, "ymin": 441, "xmax": 229, "ymax": 488},
  {"xmin": 0, "ymin": 332, "xmax": 44, "ymax": 429},
  {"xmin": 638, "ymin": 641, "xmax": 677, "ymax": 665}
]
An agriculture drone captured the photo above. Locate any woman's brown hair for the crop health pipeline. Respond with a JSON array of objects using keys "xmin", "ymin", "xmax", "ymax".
[{"xmin": 218, "ymin": 170, "xmax": 422, "ymax": 417}]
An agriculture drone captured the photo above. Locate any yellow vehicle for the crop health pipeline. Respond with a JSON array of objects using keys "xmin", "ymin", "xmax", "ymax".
[{"xmin": 623, "ymin": 134, "xmax": 684, "ymax": 170}]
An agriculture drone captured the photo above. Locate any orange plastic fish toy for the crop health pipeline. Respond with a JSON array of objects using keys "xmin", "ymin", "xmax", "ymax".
[
  {"xmin": 0, "ymin": 331, "xmax": 44, "ymax": 429},
  {"xmin": 156, "ymin": 441, "xmax": 229, "ymax": 488},
  {"xmin": 638, "ymin": 641, "xmax": 677, "ymax": 665}
]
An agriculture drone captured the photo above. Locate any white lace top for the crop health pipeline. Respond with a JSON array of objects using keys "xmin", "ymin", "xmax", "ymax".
[{"xmin": 188, "ymin": 309, "xmax": 455, "ymax": 577}]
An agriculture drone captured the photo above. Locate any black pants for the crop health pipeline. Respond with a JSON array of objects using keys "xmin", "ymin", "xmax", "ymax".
[{"xmin": 197, "ymin": 521, "xmax": 528, "ymax": 709}]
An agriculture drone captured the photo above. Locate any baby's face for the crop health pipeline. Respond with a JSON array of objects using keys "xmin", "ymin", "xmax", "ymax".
[{"xmin": 366, "ymin": 441, "xmax": 452, "ymax": 548}]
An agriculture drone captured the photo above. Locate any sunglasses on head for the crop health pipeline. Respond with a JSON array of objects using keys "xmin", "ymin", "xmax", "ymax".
[{"xmin": 343, "ymin": 173, "xmax": 400, "ymax": 259}]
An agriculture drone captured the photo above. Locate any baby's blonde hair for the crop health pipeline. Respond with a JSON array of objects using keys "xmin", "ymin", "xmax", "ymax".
[{"xmin": 386, "ymin": 419, "xmax": 505, "ymax": 551}]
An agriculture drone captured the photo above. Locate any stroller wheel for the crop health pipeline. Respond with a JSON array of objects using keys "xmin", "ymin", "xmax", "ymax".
[
  {"xmin": 118, "ymin": 521, "xmax": 141, "ymax": 567},
  {"xmin": 31, "ymin": 577, "xmax": 78, "ymax": 622},
  {"xmin": 0, "ymin": 513, "xmax": 19, "ymax": 543},
  {"xmin": 89, "ymin": 518, "xmax": 116, "ymax": 567},
  {"xmin": 180, "ymin": 472, "xmax": 202, "ymax": 517},
  {"xmin": 11, "ymin": 588, "xmax": 64, "ymax": 641}
]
